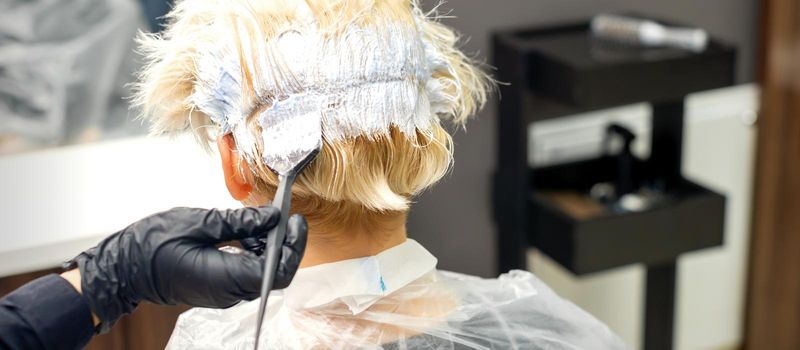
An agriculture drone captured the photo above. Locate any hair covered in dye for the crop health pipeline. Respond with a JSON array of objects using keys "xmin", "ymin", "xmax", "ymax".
[{"xmin": 133, "ymin": 0, "xmax": 490, "ymax": 228}]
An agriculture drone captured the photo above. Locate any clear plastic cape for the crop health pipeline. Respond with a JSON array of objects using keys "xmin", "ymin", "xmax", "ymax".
[{"xmin": 166, "ymin": 269, "xmax": 627, "ymax": 349}]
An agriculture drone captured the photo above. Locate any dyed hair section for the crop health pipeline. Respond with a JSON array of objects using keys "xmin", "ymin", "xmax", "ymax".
[{"xmin": 133, "ymin": 0, "xmax": 490, "ymax": 223}]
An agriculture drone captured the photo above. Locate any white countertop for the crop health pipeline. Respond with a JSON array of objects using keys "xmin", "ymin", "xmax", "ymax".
[{"xmin": 0, "ymin": 135, "xmax": 240, "ymax": 277}]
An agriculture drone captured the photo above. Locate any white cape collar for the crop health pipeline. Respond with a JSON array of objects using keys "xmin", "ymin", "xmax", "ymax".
[{"xmin": 283, "ymin": 239, "xmax": 437, "ymax": 315}]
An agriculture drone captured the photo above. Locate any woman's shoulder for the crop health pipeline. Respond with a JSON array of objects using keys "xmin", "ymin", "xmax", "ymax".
[
  {"xmin": 439, "ymin": 268, "xmax": 543, "ymax": 282},
  {"xmin": 437, "ymin": 269, "xmax": 549, "ymax": 296},
  {"xmin": 436, "ymin": 269, "xmax": 628, "ymax": 349},
  {"xmin": 166, "ymin": 269, "xmax": 628, "ymax": 349}
]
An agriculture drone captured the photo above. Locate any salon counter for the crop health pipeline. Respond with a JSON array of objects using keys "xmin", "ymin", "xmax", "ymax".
[{"xmin": 0, "ymin": 135, "xmax": 240, "ymax": 278}]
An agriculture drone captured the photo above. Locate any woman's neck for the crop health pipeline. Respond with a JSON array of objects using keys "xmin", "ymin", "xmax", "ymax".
[{"xmin": 299, "ymin": 213, "xmax": 408, "ymax": 268}]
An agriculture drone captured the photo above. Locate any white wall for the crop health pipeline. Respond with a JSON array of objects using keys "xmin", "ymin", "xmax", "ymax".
[
  {"xmin": 0, "ymin": 135, "xmax": 241, "ymax": 277},
  {"xmin": 528, "ymin": 84, "xmax": 759, "ymax": 349}
]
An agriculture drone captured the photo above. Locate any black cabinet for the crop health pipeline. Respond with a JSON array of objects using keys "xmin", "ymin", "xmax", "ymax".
[{"xmin": 492, "ymin": 18, "xmax": 736, "ymax": 350}]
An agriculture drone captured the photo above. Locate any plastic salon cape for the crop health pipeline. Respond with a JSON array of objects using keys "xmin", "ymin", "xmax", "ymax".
[{"xmin": 166, "ymin": 239, "xmax": 627, "ymax": 349}]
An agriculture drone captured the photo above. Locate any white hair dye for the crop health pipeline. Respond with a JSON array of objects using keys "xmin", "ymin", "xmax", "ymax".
[{"xmin": 189, "ymin": 3, "xmax": 454, "ymax": 171}]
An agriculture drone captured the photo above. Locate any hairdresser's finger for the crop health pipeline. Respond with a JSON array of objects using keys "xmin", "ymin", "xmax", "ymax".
[
  {"xmin": 197, "ymin": 206, "xmax": 281, "ymax": 243},
  {"xmin": 192, "ymin": 214, "xmax": 308, "ymax": 301},
  {"xmin": 179, "ymin": 247, "xmax": 265, "ymax": 305},
  {"xmin": 223, "ymin": 215, "xmax": 309, "ymax": 294},
  {"xmin": 218, "ymin": 250, "xmax": 266, "ymax": 301},
  {"xmin": 235, "ymin": 205, "xmax": 277, "ymax": 255},
  {"xmin": 239, "ymin": 237, "xmax": 266, "ymax": 255},
  {"xmin": 284, "ymin": 214, "xmax": 308, "ymax": 248},
  {"xmin": 226, "ymin": 250, "xmax": 267, "ymax": 301},
  {"xmin": 273, "ymin": 214, "xmax": 308, "ymax": 289}
]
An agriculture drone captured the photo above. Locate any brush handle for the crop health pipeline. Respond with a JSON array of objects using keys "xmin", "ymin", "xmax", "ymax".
[{"xmin": 253, "ymin": 173, "xmax": 294, "ymax": 350}]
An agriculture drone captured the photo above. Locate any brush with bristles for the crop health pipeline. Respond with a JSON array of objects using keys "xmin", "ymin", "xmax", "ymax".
[
  {"xmin": 591, "ymin": 14, "xmax": 709, "ymax": 53},
  {"xmin": 252, "ymin": 104, "xmax": 321, "ymax": 350}
]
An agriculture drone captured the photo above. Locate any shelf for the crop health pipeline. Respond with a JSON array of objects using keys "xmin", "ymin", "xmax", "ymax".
[
  {"xmin": 492, "ymin": 16, "xmax": 737, "ymax": 349},
  {"xmin": 494, "ymin": 20, "xmax": 737, "ymax": 122},
  {"xmin": 529, "ymin": 157, "xmax": 725, "ymax": 275}
]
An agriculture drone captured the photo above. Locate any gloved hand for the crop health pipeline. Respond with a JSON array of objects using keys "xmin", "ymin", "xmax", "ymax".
[{"xmin": 65, "ymin": 206, "xmax": 307, "ymax": 334}]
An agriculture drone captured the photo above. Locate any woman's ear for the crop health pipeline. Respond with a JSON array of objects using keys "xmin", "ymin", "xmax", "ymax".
[{"xmin": 217, "ymin": 134, "xmax": 254, "ymax": 201}]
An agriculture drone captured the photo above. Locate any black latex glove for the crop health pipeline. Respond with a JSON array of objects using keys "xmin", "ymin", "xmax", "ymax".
[{"xmin": 65, "ymin": 206, "xmax": 307, "ymax": 334}]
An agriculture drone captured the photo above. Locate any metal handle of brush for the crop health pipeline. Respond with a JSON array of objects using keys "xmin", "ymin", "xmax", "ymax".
[{"xmin": 253, "ymin": 174, "xmax": 294, "ymax": 350}]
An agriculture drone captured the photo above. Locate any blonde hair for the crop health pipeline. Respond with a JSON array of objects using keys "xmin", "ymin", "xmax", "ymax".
[{"xmin": 134, "ymin": 0, "xmax": 490, "ymax": 230}]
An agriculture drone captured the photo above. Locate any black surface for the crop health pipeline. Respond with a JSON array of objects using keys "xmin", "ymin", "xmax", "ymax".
[
  {"xmin": 492, "ymin": 32, "xmax": 534, "ymax": 273},
  {"xmin": 650, "ymin": 101, "xmax": 686, "ymax": 190},
  {"xmin": 645, "ymin": 263, "xmax": 677, "ymax": 350},
  {"xmin": 494, "ymin": 21, "xmax": 736, "ymax": 122},
  {"xmin": 518, "ymin": 22, "xmax": 736, "ymax": 113}
]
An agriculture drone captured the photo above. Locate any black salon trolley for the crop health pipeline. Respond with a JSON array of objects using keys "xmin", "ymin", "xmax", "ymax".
[{"xmin": 491, "ymin": 18, "xmax": 736, "ymax": 350}]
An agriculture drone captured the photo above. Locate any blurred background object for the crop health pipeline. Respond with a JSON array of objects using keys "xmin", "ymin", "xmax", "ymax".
[
  {"xmin": 138, "ymin": 0, "xmax": 172, "ymax": 31},
  {"xmin": 0, "ymin": 0, "xmax": 147, "ymax": 154},
  {"xmin": 590, "ymin": 14, "xmax": 709, "ymax": 53}
]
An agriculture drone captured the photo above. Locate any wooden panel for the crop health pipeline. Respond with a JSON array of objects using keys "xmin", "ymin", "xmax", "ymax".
[
  {"xmin": 745, "ymin": 0, "xmax": 800, "ymax": 348},
  {"xmin": 121, "ymin": 303, "xmax": 190, "ymax": 349},
  {"xmin": 0, "ymin": 268, "xmax": 60, "ymax": 296},
  {"xmin": 0, "ymin": 269, "xmax": 189, "ymax": 349}
]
